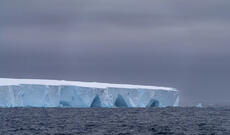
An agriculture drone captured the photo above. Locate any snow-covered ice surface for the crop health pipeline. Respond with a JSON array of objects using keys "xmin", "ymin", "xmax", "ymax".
[{"xmin": 0, "ymin": 78, "xmax": 179, "ymax": 107}]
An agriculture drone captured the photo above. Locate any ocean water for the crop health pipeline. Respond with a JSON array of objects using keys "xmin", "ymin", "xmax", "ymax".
[{"xmin": 0, "ymin": 107, "xmax": 229, "ymax": 135}]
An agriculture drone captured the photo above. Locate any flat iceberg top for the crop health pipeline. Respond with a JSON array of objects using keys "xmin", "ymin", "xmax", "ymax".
[{"xmin": 0, "ymin": 78, "xmax": 176, "ymax": 91}]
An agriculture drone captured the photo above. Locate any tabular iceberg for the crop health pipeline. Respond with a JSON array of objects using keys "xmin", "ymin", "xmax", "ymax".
[{"xmin": 0, "ymin": 78, "xmax": 179, "ymax": 107}]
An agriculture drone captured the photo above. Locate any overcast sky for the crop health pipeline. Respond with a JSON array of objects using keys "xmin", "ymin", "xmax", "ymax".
[{"xmin": 0, "ymin": 0, "xmax": 230, "ymax": 105}]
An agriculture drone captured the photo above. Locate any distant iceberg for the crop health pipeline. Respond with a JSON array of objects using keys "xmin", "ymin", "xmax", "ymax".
[{"xmin": 0, "ymin": 78, "xmax": 179, "ymax": 107}]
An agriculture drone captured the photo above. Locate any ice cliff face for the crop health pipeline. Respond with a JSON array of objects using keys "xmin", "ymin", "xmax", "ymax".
[{"xmin": 0, "ymin": 78, "xmax": 179, "ymax": 107}]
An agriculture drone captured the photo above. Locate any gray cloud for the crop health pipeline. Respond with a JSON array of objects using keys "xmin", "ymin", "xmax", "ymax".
[{"xmin": 0, "ymin": 0, "xmax": 230, "ymax": 105}]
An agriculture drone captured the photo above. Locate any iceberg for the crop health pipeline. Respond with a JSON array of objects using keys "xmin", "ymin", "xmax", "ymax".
[{"xmin": 0, "ymin": 78, "xmax": 179, "ymax": 107}]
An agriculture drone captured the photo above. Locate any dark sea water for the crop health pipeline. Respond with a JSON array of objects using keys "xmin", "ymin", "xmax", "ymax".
[{"xmin": 0, "ymin": 107, "xmax": 229, "ymax": 135}]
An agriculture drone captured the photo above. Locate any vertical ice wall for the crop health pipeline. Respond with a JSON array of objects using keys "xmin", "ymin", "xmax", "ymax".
[{"xmin": 0, "ymin": 78, "xmax": 179, "ymax": 107}]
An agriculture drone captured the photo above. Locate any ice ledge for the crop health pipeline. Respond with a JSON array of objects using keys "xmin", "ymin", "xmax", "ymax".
[{"xmin": 0, "ymin": 78, "xmax": 176, "ymax": 91}]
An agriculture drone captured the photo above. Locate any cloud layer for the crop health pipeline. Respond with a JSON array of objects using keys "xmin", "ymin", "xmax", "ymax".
[{"xmin": 1, "ymin": 0, "xmax": 230, "ymax": 105}]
